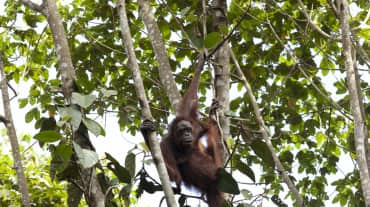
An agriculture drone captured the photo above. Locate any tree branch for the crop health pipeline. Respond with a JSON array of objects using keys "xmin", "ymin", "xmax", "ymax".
[
  {"xmin": 327, "ymin": 0, "xmax": 340, "ymax": 18},
  {"xmin": 19, "ymin": 0, "xmax": 45, "ymax": 14},
  {"xmin": 207, "ymin": 4, "xmax": 250, "ymax": 59},
  {"xmin": 157, "ymin": 0, "xmax": 198, "ymax": 50},
  {"xmin": 0, "ymin": 115, "xmax": 8, "ymax": 124},
  {"xmin": 138, "ymin": 0, "xmax": 181, "ymax": 111},
  {"xmin": 117, "ymin": 1, "xmax": 177, "ymax": 206},
  {"xmin": 0, "ymin": 52, "xmax": 31, "ymax": 207},
  {"xmin": 297, "ymin": 0, "xmax": 340, "ymax": 40},
  {"xmin": 351, "ymin": 35, "xmax": 370, "ymax": 70},
  {"xmin": 265, "ymin": 14, "xmax": 353, "ymax": 121},
  {"xmin": 327, "ymin": 0, "xmax": 370, "ymax": 69},
  {"xmin": 229, "ymin": 47, "xmax": 305, "ymax": 207},
  {"xmin": 353, "ymin": 8, "xmax": 370, "ymax": 30}
]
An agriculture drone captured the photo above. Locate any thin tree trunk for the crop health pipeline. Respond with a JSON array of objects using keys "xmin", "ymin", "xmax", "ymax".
[
  {"xmin": 0, "ymin": 53, "xmax": 31, "ymax": 207},
  {"xmin": 230, "ymin": 48, "xmax": 305, "ymax": 207},
  {"xmin": 20, "ymin": 0, "xmax": 105, "ymax": 206},
  {"xmin": 338, "ymin": 0, "xmax": 370, "ymax": 205},
  {"xmin": 211, "ymin": 0, "xmax": 230, "ymax": 162},
  {"xmin": 43, "ymin": 0, "xmax": 75, "ymax": 101},
  {"xmin": 138, "ymin": 0, "xmax": 181, "ymax": 111},
  {"xmin": 117, "ymin": 1, "xmax": 177, "ymax": 206},
  {"xmin": 44, "ymin": 1, "xmax": 105, "ymax": 206}
]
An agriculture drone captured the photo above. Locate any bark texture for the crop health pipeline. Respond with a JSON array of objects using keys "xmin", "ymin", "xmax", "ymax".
[
  {"xmin": 117, "ymin": 1, "xmax": 177, "ymax": 206},
  {"xmin": 338, "ymin": 0, "xmax": 370, "ymax": 205},
  {"xmin": 0, "ymin": 53, "xmax": 31, "ymax": 207},
  {"xmin": 230, "ymin": 48, "xmax": 305, "ymax": 207},
  {"xmin": 138, "ymin": 0, "xmax": 181, "ymax": 111},
  {"xmin": 46, "ymin": 1, "xmax": 105, "ymax": 206},
  {"xmin": 211, "ymin": 0, "xmax": 231, "ymax": 162},
  {"xmin": 21, "ymin": 0, "xmax": 106, "ymax": 206}
]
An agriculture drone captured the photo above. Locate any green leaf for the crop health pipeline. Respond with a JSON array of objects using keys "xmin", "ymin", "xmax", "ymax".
[
  {"xmin": 25, "ymin": 110, "xmax": 34, "ymax": 123},
  {"xmin": 71, "ymin": 92, "xmax": 96, "ymax": 108},
  {"xmin": 230, "ymin": 97, "xmax": 242, "ymax": 111},
  {"xmin": 316, "ymin": 132, "xmax": 327, "ymax": 146},
  {"xmin": 180, "ymin": 7, "xmax": 191, "ymax": 16},
  {"xmin": 159, "ymin": 19, "xmax": 171, "ymax": 39},
  {"xmin": 58, "ymin": 106, "xmax": 82, "ymax": 131},
  {"xmin": 205, "ymin": 32, "xmax": 222, "ymax": 49},
  {"xmin": 34, "ymin": 130, "xmax": 62, "ymax": 143},
  {"xmin": 234, "ymin": 159, "xmax": 255, "ymax": 182},
  {"xmin": 185, "ymin": 26, "xmax": 203, "ymax": 49},
  {"xmin": 82, "ymin": 117, "xmax": 105, "ymax": 137},
  {"xmin": 73, "ymin": 141, "xmax": 99, "ymax": 169},
  {"xmin": 50, "ymin": 142, "xmax": 73, "ymax": 181},
  {"xmin": 216, "ymin": 168, "xmax": 240, "ymax": 194},
  {"xmin": 24, "ymin": 13, "xmax": 43, "ymax": 28},
  {"xmin": 30, "ymin": 88, "xmax": 40, "ymax": 97},
  {"xmin": 251, "ymin": 140, "xmax": 275, "ymax": 167},
  {"xmin": 125, "ymin": 152, "xmax": 136, "ymax": 178},
  {"xmin": 279, "ymin": 150, "xmax": 294, "ymax": 164},
  {"xmin": 219, "ymin": 25, "xmax": 229, "ymax": 35},
  {"xmin": 100, "ymin": 88, "xmax": 117, "ymax": 97},
  {"xmin": 278, "ymin": 55, "xmax": 294, "ymax": 66},
  {"xmin": 19, "ymin": 98, "xmax": 28, "ymax": 108},
  {"xmin": 241, "ymin": 189, "xmax": 252, "ymax": 200},
  {"xmin": 320, "ymin": 56, "xmax": 335, "ymax": 76},
  {"xmin": 55, "ymin": 143, "xmax": 73, "ymax": 163},
  {"xmin": 120, "ymin": 184, "xmax": 133, "ymax": 206},
  {"xmin": 25, "ymin": 108, "xmax": 39, "ymax": 123},
  {"xmin": 106, "ymin": 153, "xmax": 131, "ymax": 183},
  {"xmin": 40, "ymin": 117, "xmax": 57, "ymax": 131}
]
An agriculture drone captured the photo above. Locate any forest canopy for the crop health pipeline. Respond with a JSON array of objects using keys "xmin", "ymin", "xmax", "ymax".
[{"xmin": 0, "ymin": 0, "xmax": 369, "ymax": 207}]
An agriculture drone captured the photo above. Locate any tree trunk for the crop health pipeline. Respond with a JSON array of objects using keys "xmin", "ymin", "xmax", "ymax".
[
  {"xmin": 117, "ymin": 1, "xmax": 177, "ymax": 206},
  {"xmin": 338, "ymin": 0, "xmax": 370, "ymax": 205},
  {"xmin": 211, "ymin": 0, "xmax": 230, "ymax": 162},
  {"xmin": 19, "ymin": 0, "xmax": 106, "ymax": 206},
  {"xmin": 45, "ymin": 1, "xmax": 105, "ymax": 206},
  {"xmin": 0, "ymin": 53, "xmax": 31, "ymax": 207},
  {"xmin": 138, "ymin": 0, "xmax": 181, "ymax": 111}
]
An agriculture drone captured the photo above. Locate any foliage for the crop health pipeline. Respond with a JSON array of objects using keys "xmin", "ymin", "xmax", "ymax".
[
  {"xmin": 0, "ymin": 0, "xmax": 369, "ymax": 206},
  {"xmin": 0, "ymin": 134, "xmax": 67, "ymax": 206}
]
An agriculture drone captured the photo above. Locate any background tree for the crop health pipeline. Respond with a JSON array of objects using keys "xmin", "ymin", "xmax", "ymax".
[{"xmin": 0, "ymin": 53, "xmax": 31, "ymax": 206}]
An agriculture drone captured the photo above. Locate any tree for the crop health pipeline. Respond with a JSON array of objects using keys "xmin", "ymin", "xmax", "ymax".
[
  {"xmin": 338, "ymin": 0, "xmax": 370, "ymax": 205},
  {"xmin": 0, "ymin": 52, "xmax": 31, "ymax": 207},
  {"xmin": 19, "ymin": 0, "xmax": 105, "ymax": 206},
  {"xmin": 118, "ymin": 0, "xmax": 177, "ymax": 206},
  {"xmin": 1, "ymin": 0, "xmax": 369, "ymax": 206}
]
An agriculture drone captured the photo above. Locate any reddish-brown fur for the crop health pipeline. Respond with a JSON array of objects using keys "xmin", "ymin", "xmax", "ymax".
[
  {"xmin": 161, "ymin": 52, "xmax": 224, "ymax": 207},
  {"xmin": 141, "ymin": 52, "xmax": 223, "ymax": 206},
  {"xmin": 160, "ymin": 117, "xmax": 223, "ymax": 207}
]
